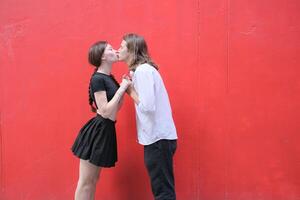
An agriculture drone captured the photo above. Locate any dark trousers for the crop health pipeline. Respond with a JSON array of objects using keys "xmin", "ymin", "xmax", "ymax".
[{"xmin": 144, "ymin": 139, "xmax": 177, "ymax": 200}]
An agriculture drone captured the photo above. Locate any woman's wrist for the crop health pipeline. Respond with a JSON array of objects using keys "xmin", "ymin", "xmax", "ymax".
[{"xmin": 118, "ymin": 86, "xmax": 127, "ymax": 94}]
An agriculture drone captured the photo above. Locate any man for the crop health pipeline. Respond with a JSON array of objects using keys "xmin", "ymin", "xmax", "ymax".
[{"xmin": 118, "ymin": 33, "xmax": 178, "ymax": 200}]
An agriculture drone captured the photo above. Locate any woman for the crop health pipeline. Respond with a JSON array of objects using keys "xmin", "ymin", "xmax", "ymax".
[
  {"xmin": 71, "ymin": 41, "xmax": 131, "ymax": 200},
  {"xmin": 118, "ymin": 33, "xmax": 178, "ymax": 200}
]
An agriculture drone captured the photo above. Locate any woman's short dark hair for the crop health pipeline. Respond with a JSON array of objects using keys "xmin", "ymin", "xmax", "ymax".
[
  {"xmin": 88, "ymin": 41, "xmax": 107, "ymax": 67},
  {"xmin": 87, "ymin": 41, "xmax": 107, "ymax": 112}
]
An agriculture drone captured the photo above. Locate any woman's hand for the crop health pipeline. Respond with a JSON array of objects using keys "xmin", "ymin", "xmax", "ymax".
[{"xmin": 119, "ymin": 75, "xmax": 132, "ymax": 92}]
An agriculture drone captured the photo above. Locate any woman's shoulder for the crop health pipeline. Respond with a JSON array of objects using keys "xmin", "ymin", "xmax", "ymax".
[
  {"xmin": 92, "ymin": 72, "xmax": 111, "ymax": 80},
  {"xmin": 90, "ymin": 73, "xmax": 107, "ymax": 84}
]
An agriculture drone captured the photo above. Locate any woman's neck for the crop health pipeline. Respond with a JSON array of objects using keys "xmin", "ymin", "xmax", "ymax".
[{"xmin": 97, "ymin": 63, "xmax": 112, "ymax": 75}]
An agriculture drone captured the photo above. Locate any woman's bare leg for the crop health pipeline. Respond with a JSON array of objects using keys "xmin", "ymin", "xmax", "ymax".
[{"xmin": 74, "ymin": 159, "xmax": 101, "ymax": 200}]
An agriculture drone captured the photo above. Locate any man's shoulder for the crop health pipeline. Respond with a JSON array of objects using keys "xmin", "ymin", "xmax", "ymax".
[{"xmin": 136, "ymin": 63, "xmax": 155, "ymax": 73}]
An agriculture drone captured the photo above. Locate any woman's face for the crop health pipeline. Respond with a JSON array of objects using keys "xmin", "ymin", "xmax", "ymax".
[
  {"xmin": 118, "ymin": 40, "xmax": 131, "ymax": 62},
  {"xmin": 102, "ymin": 44, "xmax": 118, "ymax": 63}
]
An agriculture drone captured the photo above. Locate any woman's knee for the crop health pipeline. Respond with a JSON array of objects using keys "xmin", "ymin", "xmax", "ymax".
[{"xmin": 78, "ymin": 175, "xmax": 99, "ymax": 188}]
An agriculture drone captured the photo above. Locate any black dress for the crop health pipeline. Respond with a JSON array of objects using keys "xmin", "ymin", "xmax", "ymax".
[{"xmin": 72, "ymin": 72, "xmax": 120, "ymax": 167}]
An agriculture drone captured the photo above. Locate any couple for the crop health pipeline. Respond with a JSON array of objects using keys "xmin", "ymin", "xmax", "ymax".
[{"xmin": 71, "ymin": 33, "xmax": 178, "ymax": 200}]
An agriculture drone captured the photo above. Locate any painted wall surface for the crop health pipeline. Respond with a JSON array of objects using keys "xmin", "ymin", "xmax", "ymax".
[{"xmin": 1, "ymin": 0, "xmax": 299, "ymax": 199}]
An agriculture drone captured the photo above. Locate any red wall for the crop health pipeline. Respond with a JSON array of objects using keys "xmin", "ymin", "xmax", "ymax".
[{"xmin": 1, "ymin": 0, "xmax": 299, "ymax": 199}]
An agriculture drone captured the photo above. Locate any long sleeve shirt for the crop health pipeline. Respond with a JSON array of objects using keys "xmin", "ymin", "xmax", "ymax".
[{"xmin": 132, "ymin": 63, "xmax": 178, "ymax": 145}]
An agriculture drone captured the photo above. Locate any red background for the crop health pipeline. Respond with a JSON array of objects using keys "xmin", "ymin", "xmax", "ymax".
[{"xmin": 1, "ymin": 0, "xmax": 299, "ymax": 199}]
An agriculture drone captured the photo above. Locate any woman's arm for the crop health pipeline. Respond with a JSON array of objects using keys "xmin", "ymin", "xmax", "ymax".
[
  {"xmin": 117, "ymin": 95, "xmax": 124, "ymax": 111},
  {"xmin": 95, "ymin": 78, "xmax": 130, "ymax": 118}
]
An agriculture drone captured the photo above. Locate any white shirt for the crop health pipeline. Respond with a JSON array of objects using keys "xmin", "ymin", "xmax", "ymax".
[{"xmin": 132, "ymin": 63, "xmax": 178, "ymax": 145}]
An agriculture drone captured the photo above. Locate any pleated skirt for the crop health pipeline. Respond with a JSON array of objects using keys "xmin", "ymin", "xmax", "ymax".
[{"xmin": 71, "ymin": 114, "xmax": 117, "ymax": 167}]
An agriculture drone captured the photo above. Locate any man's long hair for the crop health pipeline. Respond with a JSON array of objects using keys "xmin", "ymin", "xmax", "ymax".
[{"xmin": 123, "ymin": 33, "xmax": 158, "ymax": 71}]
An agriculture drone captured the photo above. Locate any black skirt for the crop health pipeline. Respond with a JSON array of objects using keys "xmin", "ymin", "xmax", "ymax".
[{"xmin": 71, "ymin": 114, "xmax": 117, "ymax": 167}]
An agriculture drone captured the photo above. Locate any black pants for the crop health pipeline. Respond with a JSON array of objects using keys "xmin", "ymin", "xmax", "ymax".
[{"xmin": 144, "ymin": 139, "xmax": 177, "ymax": 200}]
